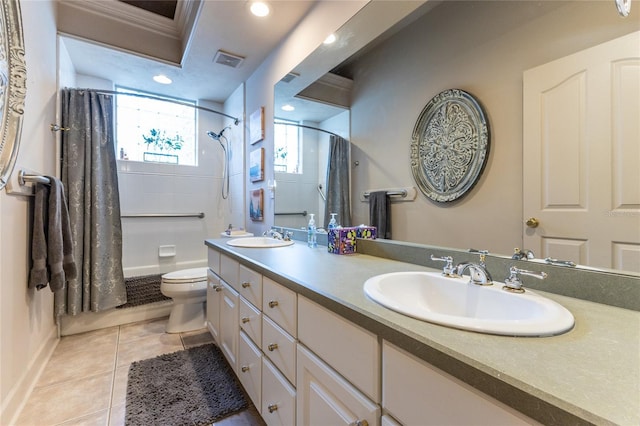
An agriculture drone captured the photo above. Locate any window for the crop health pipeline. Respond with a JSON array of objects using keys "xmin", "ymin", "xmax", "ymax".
[
  {"xmin": 115, "ymin": 87, "xmax": 197, "ymax": 166},
  {"xmin": 274, "ymin": 119, "xmax": 302, "ymax": 173}
]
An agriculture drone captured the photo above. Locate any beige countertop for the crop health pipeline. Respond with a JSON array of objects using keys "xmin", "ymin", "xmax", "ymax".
[{"xmin": 205, "ymin": 238, "xmax": 640, "ymax": 426}]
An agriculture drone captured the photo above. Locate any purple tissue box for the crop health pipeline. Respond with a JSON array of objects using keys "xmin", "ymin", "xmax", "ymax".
[{"xmin": 327, "ymin": 226, "xmax": 377, "ymax": 254}]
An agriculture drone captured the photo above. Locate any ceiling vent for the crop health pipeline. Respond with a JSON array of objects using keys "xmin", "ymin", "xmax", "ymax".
[
  {"xmin": 213, "ymin": 50, "xmax": 244, "ymax": 68},
  {"xmin": 280, "ymin": 72, "xmax": 300, "ymax": 83}
]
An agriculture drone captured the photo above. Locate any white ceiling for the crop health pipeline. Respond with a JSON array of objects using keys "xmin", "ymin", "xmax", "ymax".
[{"xmin": 60, "ymin": 0, "xmax": 318, "ymax": 103}]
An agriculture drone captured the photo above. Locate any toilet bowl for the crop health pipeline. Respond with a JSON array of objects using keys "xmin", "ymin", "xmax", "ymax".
[{"xmin": 160, "ymin": 267, "xmax": 208, "ymax": 333}]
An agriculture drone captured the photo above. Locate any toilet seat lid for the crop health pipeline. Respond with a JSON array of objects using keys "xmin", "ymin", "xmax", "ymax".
[{"xmin": 162, "ymin": 267, "xmax": 207, "ymax": 284}]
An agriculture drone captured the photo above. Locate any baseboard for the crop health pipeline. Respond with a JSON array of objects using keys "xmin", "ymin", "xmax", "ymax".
[
  {"xmin": 1, "ymin": 326, "xmax": 58, "ymax": 425},
  {"xmin": 59, "ymin": 301, "xmax": 173, "ymax": 336}
]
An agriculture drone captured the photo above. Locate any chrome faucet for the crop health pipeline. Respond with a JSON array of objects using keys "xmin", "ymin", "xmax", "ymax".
[
  {"xmin": 263, "ymin": 229, "xmax": 283, "ymax": 240},
  {"xmin": 455, "ymin": 251, "xmax": 493, "ymax": 285},
  {"xmin": 503, "ymin": 266, "xmax": 547, "ymax": 293},
  {"xmin": 455, "ymin": 262, "xmax": 493, "ymax": 286},
  {"xmin": 430, "ymin": 255, "xmax": 457, "ymax": 277}
]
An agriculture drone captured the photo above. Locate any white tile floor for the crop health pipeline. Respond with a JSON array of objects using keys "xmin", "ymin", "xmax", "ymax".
[{"xmin": 16, "ymin": 318, "xmax": 264, "ymax": 426}]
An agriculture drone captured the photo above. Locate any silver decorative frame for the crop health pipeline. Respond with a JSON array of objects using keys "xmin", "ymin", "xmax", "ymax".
[
  {"xmin": 0, "ymin": 0, "xmax": 27, "ymax": 190},
  {"xmin": 410, "ymin": 89, "xmax": 489, "ymax": 203}
]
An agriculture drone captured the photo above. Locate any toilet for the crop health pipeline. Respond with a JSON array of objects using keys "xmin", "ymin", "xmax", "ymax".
[{"xmin": 160, "ymin": 267, "xmax": 208, "ymax": 333}]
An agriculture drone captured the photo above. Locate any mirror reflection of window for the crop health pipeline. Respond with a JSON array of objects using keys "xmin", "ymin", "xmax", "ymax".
[
  {"xmin": 115, "ymin": 87, "xmax": 197, "ymax": 166},
  {"xmin": 274, "ymin": 119, "xmax": 302, "ymax": 174}
]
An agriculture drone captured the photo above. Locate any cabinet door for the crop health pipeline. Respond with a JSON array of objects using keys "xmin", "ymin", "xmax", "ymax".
[
  {"xmin": 220, "ymin": 280, "xmax": 239, "ymax": 372},
  {"xmin": 206, "ymin": 269, "xmax": 222, "ymax": 344},
  {"xmin": 262, "ymin": 357, "xmax": 296, "ymax": 426},
  {"xmin": 297, "ymin": 344, "xmax": 379, "ymax": 426},
  {"xmin": 238, "ymin": 331, "xmax": 262, "ymax": 409}
]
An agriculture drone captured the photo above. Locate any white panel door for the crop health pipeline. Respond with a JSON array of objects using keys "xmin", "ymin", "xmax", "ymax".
[{"xmin": 523, "ymin": 31, "xmax": 640, "ymax": 272}]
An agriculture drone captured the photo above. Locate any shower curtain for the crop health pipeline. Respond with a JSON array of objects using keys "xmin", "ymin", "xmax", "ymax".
[
  {"xmin": 324, "ymin": 135, "xmax": 351, "ymax": 228},
  {"xmin": 55, "ymin": 89, "xmax": 126, "ymax": 316}
]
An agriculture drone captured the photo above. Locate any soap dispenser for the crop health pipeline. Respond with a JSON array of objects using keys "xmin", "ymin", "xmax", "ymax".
[
  {"xmin": 307, "ymin": 213, "xmax": 317, "ymax": 248},
  {"xmin": 328, "ymin": 213, "xmax": 338, "ymax": 230}
]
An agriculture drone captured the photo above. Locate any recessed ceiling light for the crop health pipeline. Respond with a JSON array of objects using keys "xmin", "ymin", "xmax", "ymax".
[
  {"xmin": 281, "ymin": 104, "xmax": 295, "ymax": 112},
  {"xmin": 250, "ymin": 2, "xmax": 270, "ymax": 17},
  {"xmin": 153, "ymin": 74, "xmax": 172, "ymax": 84},
  {"xmin": 323, "ymin": 34, "xmax": 337, "ymax": 45}
]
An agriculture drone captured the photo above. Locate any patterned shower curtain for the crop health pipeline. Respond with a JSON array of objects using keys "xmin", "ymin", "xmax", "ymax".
[
  {"xmin": 55, "ymin": 89, "xmax": 126, "ymax": 316},
  {"xmin": 324, "ymin": 134, "xmax": 351, "ymax": 228}
]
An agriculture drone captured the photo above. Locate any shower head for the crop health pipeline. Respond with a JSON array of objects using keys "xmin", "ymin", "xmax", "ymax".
[{"xmin": 207, "ymin": 126, "xmax": 231, "ymax": 141}]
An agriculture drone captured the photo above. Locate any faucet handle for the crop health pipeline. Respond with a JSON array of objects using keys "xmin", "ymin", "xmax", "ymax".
[
  {"xmin": 504, "ymin": 266, "xmax": 547, "ymax": 293},
  {"xmin": 430, "ymin": 255, "xmax": 457, "ymax": 277}
]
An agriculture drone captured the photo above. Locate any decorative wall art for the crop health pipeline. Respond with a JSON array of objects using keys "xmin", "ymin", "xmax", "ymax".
[
  {"xmin": 0, "ymin": 0, "xmax": 27, "ymax": 190},
  {"xmin": 249, "ymin": 188, "xmax": 264, "ymax": 221},
  {"xmin": 410, "ymin": 88, "xmax": 490, "ymax": 203},
  {"xmin": 249, "ymin": 147, "xmax": 265, "ymax": 182},
  {"xmin": 249, "ymin": 106, "xmax": 265, "ymax": 144}
]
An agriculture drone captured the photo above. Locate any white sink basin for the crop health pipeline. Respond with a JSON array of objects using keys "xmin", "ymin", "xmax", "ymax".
[
  {"xmin": 226, "ymin": 236, "xmax": 294, "ymax": 248},
  {"xmin": 363, "ymin": 271, "xmax": 574, "ymax": 336}
]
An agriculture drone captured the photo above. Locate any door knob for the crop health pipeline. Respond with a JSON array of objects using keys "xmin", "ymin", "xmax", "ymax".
[{"xmin": 525, "ymin": 217, "xmax": 539, "ymax": 228}]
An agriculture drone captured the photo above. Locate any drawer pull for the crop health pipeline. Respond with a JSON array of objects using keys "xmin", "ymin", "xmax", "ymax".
[
  {"xmin": 350, "ymin": 421, "xmax": 368, "ymax": 426},
  {"xmin": 267, "ymin": 404, "xmax": 278, "ymax": 413},
  {"xmin": 267, "ymin": 343, "xmax": 278, "ymax": 351},
  {"xmin": 214, "ymin": 285, "xmax": 222, "ymax": 292},
  {"xmin": 241, "ymin": 317, "xmax": 250, "ymax": 324},
  {"xmin": 241, "ymin": 281, "xmax": 251, "ymax": 288},
  {"xmin": 268, "ymin": 300, "xmax": 279, "ymax": 308},
  {"xmin": 241, "ymin": 365, "xmax": 250, "ymax": 372}
]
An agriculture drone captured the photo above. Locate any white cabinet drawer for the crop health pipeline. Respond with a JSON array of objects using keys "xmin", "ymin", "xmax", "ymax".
[
  {"xmin": 220, "ymin": 253, "xmax": 239, "ymax": 289},
  {"xmin": 298, "ymin": 296, "xmax": 380, "ymax": 403},
  {"xmin": 296, "ymin": 344, "xmax": 379, "ymax": 426},
  {"xmin": 261, "ymin": 357, "xmax": 296, "ymax": 426},
  {"xmin": 262, "ymin": 315, "xmax": 296, "ymax": 385},
  {"xmin": 238, "ymin": 331, "xmax": 262, "ymax": 409},
  {"xmin": 207, "ymin": 248, "xmax": 220, "ymax": 275},
  {"xmin": 262, "ymin": 277, "xmax": 297, "ymax": 337},
  {"xmin": 383, "ymin": 341, "xmax": 538, "ymax": 426},
  {"xmin": 239, "ymin": 296, "xmax": 262, "ymax": 347},
  {"xmin": 239, "ymin": 264, "xmax": 262, "ymax": 309}
]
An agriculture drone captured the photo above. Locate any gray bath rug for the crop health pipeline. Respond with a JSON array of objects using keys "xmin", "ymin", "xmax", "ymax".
[
  {"xmin": 117, "ymin": 274, "xmax": 170, "ymax": 309},
  {"xmin": 125, "ymin": 344, "xmax": 249, "ymax": 425}
]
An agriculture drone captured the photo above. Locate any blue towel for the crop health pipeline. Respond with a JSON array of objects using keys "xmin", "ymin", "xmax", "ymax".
[{"xmin": 369, "ymin": 191, "xmax": 391, "ymax": 239}]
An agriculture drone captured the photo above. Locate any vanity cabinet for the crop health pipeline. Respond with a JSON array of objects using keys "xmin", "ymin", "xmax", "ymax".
[
  {"xmin": 206, "ymin": 245, "xmax": 540, "ymax": 426},
  {"xmin": 382, "ymin": 341, "xmax": 538, "ymax": 426}
]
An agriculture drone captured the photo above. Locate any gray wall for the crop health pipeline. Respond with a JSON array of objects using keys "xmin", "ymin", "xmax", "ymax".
[{"xmin": 346, "ymin": 1, "xmax": 639, "ymax": 256}]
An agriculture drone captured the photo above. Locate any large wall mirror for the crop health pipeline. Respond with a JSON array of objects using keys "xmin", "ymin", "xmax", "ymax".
[
  {"xmin": 0, "ymin": 0, "xmax": 27, "ymax": 190},
  {"xmin": 272, "ymin": 1, "xmax": 639, "ymax": 276},
  {"xmin": 273, "ymin": 74, "xmax": 350, "ymax": 230}
]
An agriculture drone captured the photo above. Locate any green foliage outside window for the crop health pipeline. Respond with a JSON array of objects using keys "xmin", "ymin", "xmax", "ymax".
[{"xmin": 141, "ymin": 128, "xmax": 185, "ymax": 152}]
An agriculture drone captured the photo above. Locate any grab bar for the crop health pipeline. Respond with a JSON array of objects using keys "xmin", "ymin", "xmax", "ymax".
[
  {"xmin": 275, "ymin": 211, "xmax": 307, "ymax": 217},
  {"xmin": 121, "ymin": 213, "xmax": 205, "ymax": 219}
]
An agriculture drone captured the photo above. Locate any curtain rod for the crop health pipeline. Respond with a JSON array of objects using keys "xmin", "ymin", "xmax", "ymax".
[
  {"xmin": 274, "ymin": 121, "xmax": 344, "ymax": 139},
  {"xmin": 72, "ymin": 88, "xmax": 241, "ymax": 125}
]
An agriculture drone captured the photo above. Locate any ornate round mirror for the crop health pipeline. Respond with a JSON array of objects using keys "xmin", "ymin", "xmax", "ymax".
[
  {"xmin": 0, "ymin": 0, "xmax": 27, "ymax": 190},
  {"xmin": 410, "ymin": 89, "xmax": 489, "ymax": 203}
]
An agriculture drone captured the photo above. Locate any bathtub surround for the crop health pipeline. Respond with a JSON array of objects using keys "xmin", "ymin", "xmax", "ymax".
[
  {"xmin": 59, "ymin": 89, "xmax": 127, "ymax": 315},
  {"xmin": 125, "ymin": 343, "xmax": 249, "ymax": 425}
]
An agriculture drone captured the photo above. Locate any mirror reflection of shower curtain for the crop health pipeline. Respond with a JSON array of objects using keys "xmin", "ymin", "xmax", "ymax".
[
  {"xmin": 324, "ymin": 135, "xmax": 351, "ymax": 228},
  {"xmin": 56, "ymin": 89, "xmax": 127, "ymax": 316}
]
